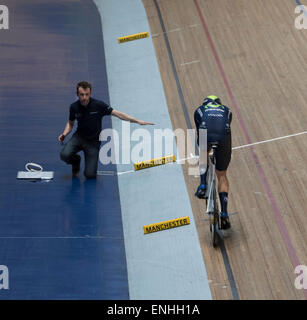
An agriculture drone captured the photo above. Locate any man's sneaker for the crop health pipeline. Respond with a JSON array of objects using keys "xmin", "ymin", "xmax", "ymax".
[
  {"xmin": 195, "ymin": 184, "xmax": 207, "ymax": 199},
  {"xmin": 220, "ymin": 212, "xmax": 231, "ymax": 230},
  {"xmin": 72, "ymin": 155, "xmax": 81, "ymax": 176}
]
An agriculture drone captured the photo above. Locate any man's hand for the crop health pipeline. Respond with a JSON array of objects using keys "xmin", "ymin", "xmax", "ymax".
[
  {"xmin": 58, "ymin": 121, "xmax": 73, "ymax": 143},
  {"xmin": 137, "ymin": 120, "xmax": 155, "ymax": 125},
  {"xmin": 111, "ymin": 110, "xmax": 154, "ymax": 125},
  {"xmin": 58, "ymin": 133, "xmax": 66, "ymax": 143}
]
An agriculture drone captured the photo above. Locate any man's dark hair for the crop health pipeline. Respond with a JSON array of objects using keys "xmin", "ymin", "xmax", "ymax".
[{"xmin": 76, "ymin": 81, "xmax": 92, "ymax": 94}]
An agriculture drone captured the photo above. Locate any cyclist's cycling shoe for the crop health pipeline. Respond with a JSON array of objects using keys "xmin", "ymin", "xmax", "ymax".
[
  {"xmin": 195, "ymin": 184, "xmax": 207, "ymax": 199},
  {"xmin": 220, "ymin": 212, "xmax": 231, "ymax": 230}
]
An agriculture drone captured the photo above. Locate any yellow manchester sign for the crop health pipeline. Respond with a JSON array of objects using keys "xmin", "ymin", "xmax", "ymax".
[
  {"xmin": 134, "ymin": 155, "xmax": 176, "ymax": 171},
  {"xmin": 118, "ymin": 32, "xmax": 149, "ymax": 43},
  {"xmin": 143, "ymin": 216, "xmax": 190, "ymax": 234}
]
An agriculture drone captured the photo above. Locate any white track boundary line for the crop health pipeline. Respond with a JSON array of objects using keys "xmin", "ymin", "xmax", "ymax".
[
  {"xmin": 181, "ymin": 60, "xmax": 200, "ymax": 66},
  {"xmin": 232, "ymin": 130, "xmax": 307, "ymax": 150}
]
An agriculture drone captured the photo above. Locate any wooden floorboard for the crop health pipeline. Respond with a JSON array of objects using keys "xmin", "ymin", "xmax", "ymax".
[{"xmin": 143, "ymin": 0, "xmax": 307, "ymax": 299}]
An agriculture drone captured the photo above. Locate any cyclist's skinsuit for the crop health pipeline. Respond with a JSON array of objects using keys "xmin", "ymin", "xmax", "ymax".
[{"xmin": 194, "ymin": 102, "xmax": 232, "ymax": 171}]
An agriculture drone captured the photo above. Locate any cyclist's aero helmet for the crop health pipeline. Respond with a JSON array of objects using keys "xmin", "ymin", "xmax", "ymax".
[{"xmin": 203, "ymin": 95, "xmax": 222, "ymax": 105}]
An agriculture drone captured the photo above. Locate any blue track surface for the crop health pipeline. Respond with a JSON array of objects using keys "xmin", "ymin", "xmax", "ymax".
[{"xmin": 0, "ymin": 0, "xmax": 128, "ymax": 299}]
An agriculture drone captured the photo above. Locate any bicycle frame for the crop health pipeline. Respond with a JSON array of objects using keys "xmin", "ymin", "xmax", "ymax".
[
  {"xmin": 205, "ymin": 145, "xmax": 221, "ymax": 247},
  {"xmin": 206, "ymin": 147, "xmax": 217, "ymax": 214}
]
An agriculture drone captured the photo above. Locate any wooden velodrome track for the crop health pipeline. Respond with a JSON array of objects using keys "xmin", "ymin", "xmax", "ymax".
[{"xmin": 142, "ymin": 0, "xmax": 307, "ymax": 299}]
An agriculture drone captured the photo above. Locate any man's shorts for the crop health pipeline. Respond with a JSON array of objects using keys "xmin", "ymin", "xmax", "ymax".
[{"xmin": 207, "ymin": 132, "xmax": 232, "ymax": 171}]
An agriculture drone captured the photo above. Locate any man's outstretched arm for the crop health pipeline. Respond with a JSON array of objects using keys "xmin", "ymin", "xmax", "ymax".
[{"xmin": 111, "ymin": 110, "xmax": 154, "ymax": 125}]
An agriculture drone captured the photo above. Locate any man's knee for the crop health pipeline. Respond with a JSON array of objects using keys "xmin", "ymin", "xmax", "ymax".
[{"xmin": 60, "ymin": 149, "xmax": 70, "ymax": 163}]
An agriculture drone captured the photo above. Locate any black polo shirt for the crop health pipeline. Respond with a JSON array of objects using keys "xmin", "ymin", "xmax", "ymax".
[{"xmin": 69, "ymin": 98, "xmax": 113, "ymax": 141}]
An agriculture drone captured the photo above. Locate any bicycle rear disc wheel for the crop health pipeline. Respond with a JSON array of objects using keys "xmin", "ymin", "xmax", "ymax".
[
  {"xmin": 212, "ymin": 212, "xmax": 219, "ymax": 247},
  {"xmin": 212, "ymin": 183, "xmax": 220, "ymax": 247}
]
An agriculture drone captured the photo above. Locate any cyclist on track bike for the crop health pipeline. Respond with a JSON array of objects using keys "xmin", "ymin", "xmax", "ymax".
[{"xmin": 194, "ymin": 95, "xmax": 232, "ymax": 230}]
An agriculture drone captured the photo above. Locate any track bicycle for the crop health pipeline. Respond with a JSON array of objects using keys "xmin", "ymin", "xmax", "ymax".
[{"xmin": 204, "ymin": 142, "xmax": 222, "ymax": 248}]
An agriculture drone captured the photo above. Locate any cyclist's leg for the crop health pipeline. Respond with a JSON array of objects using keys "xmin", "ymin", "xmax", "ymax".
[
  {"xmin": 195, "ymin": 126, "xmax": 209, "ymax": 198},
  {"xmin": 216, "ymin": 170, "xmax": 230, "ymax": 224},
  {"xmin": 200, "ymin": 151, "xmax": 209, "ymax": 184},
  {"xmin": 195, "ymin": 151, "xmax": 209, "ymax": 198},
  {"xmin": 216, "ymin": 169, "xmax": 229, "ymax": 193},
  {"xmin": 195, "ymin": 149, "xmax": 210, "ymax": 198},
  {"xmin": 215, "ymin": 133, "xmax": 231, "ymax": 229},
  {"xmin": 215, "ymin": 132, "xmax": 231, "ymax": 194}
]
